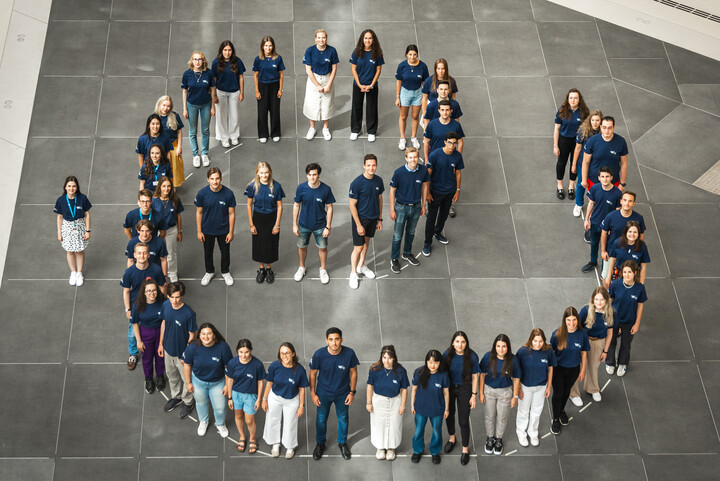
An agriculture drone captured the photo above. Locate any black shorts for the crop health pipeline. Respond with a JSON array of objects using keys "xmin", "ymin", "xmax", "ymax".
[{"xmin": 351, "ymin": 218, "xmax": 378, "ymax": 246}]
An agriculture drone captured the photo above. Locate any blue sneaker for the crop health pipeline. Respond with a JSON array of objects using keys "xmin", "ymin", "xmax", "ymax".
[
  {"xmin": 422, "ymin": 245, "xmax": 431, "ymax": 257},
  {"xmin": 434, "ymin": 233, "xmax": 449, "ymax": 244}
]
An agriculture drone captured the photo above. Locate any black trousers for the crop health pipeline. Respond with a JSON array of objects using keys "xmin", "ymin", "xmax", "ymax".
[
  {"xmin": 446, "ymin": 384, "xmax": 472, "ymax": 447},
  {"xmin": 351, "ymin": 83, "xmax": 379, "ymax": 135},
  {"xmin": 203, "ymin": 234, "xmax": 230, "ymax": 274},
  {"xmin": 551, "ymin": 365, "xmax": 580, "ymax": 419},
  {"xmin": 607, "ymin": 323, "xmax": 634, "ymax": 366},
  {"xmin": 556, "ymin": 135, "xmax": 577, "ymax": 181},
  {"xmin": 424, "ymin": 192, "xmax": 453, "ymax": 246},
  {"xmin": 257, "ymin": 81, "xmax": 281, "ymax": 139}
]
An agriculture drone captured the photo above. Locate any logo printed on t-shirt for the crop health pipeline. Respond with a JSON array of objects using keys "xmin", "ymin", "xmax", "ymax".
[
  {"xmin": 541, "ymin": 358, "xmax": 548, "ymax": 364},
  {"xmin": 316, "ymin": 197, "xmax": 323, "ymax": 202},
  {"xmin": 574, "ymin": 343, "xmax": 582, "ymax": 348},
  {"xmin": 338, "ymin": 365, "xmax": 346, "ymax": 370},
  {"xmin": 212, "ymin": 356, "xmax": 220, "ymax": 362},
  {"xmin": 415, "ymin": 179, "xmax": 421, "ymax": 183},
  {"xmin": 631, "ymin": 295, "xmax": 638, "ymax": 300},
  {"xmin": 392, "ymin": 379, "xmax": 398, "ymax": 384},
  {"xmin": 175, "ymin": 320, "xmax": 182, "ymax": 327},
  {"xmin": 288, "ymin": 377, "xmax": 296, "ymax": 384},
  {"xmin": 610, "ymin": 150, "xmax": 617, "ymax": 155},
  {"xmin": 246, "ymin": 373, "xmax": 254, "ymax": 379},
  {"xmin": 434, "ymin": 383, "xmax": 442, "ymax": 388}
]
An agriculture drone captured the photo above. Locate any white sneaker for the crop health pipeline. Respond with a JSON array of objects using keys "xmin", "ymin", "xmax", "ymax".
[
  {"xmin": 217, "ymin": 424, "xmax": 229, "ymax": 438},
  {"xmin": 75, "ymin": 272, "xmax": 84, "ymax": 287},
  {"xmin": 530, "ymin": 436, "xmax": 539, "ymax": 446},
  {"xmin": 69, "ymin": 272, "xmax": 77, "ymax": 286},
  {"xmin": 193, "ymin": 156, "xmax": 201, "ymax": 168},
  {"xmin": 197, "ymin": 421, "xmax": 209, "ymax": 436},
  {"xmin": 201, "ymin": 272, "xmax": 214, "ymax": 286},
  {"xmin": 592, "ymin": 392, "xmax": 602, "ymax": 402},
  {"xmin": 221, "ymin": 139, "xmax": 230, "ymax": 148},
  {"xmin": 357, "ymin": 265, "xmax": 376, "ymax": 279},
  {"xmin": 293, "ymin": 267, "xmax": 306, "ymax": 282},
  {"xmin": 410, "ymin": 137, "xmax": 420, "ymax": 149},
  {"xmin": 617, "ymin": 365, "xmax": 627, "ymax": 377},
  {"xmin": 349, "ymin": 273, "xmax": 359, "ymax": 289},
  {"xmin": 368, "ymin": 134, "xmax": 376, "ymax": 142},
  {"xmin": 517, "ymin": 434, "xmax": 529, "ymax": 447},
  {"xmin": 272, "ymin": 136, "xmax": 280, "ymax": 142},
  {"xmin": 306, "ymin": 127, "xmax": 316, "ymax": 140},
  {"xmin": 570, "ymin": 396, "xmax": 583, "ymax": 407},
  {"xmin": 168, "ymin": 273, "xmax": 178, "ymax": 283},
  {"xmin": 222, "ymin": 272, "xmax": 234, "ymax": 286},
  {"xmin": 376, "ymin": 448, "xmax": 386, "ymax": 459},
  {"xmin": 231, "ymin": 138, "xmax": 239, "ymax": 145},
  {"xmin": 349, "ymin": 132, "xmax": 359, "ymax": 141},
  {"xmin": 322, "ymin": 128, "xmax": 332, "ymax": 140},
  {"xmin": 259, "ymin": 137, "xmax": 267, "ymax": 144},
  {"xmin": 201, "ymin": 154, "xmax": 210, "ymax": 166},
  {"xmin": 398, "ymin": 138, "xmax": 406, "ymax": 150},
  {"xmin": 572, "ymin": 204, "xmax": 582, "ymax": 217},
  {"xmin": 606, "ymin": 364, "xmax": 615, "ymax": 375},
  {"xmin": 319, "ymin": 268, "xmax": 329, "ymax": 284},
  {"xmin": 386, "ymin": 449, "xmax": 396, "ymax": 460},
  {"xmin": 271, "ymin": 443, "xmax": 280, "ymax": 457},
  {"xmin": 285, "ymin": 448, "xmax": 295, "ymax": 459}
]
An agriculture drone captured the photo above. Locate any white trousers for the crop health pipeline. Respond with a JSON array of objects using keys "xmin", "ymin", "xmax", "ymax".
[
  {"xmin": 215, "ymin": 89, "xmax": 240, "ymax": 141},
  {"xmin": 370, "ymin": 393, "xmax": 403, "ymax": 449},
  {"xmin": 303, "ymin": 74, "xmax": 335, "ymax": 121},
  {"xmin": 262, "ymin": 391, "xmax": 300, "ymax": 449},
  {"xmin": 516, "ymin": 383, "xmax": 546, "ymax": 439},
  {"xmin": 165, "ymin": 225, "xmax": 178, "ymax": 278}
]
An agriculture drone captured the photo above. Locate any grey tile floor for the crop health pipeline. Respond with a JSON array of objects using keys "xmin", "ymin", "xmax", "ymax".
[{"xmin": 3, "ymin": 0, "xmax": 720, "ymax": 479}]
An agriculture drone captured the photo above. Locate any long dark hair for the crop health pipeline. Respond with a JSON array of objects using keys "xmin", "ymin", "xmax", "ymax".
[
  {"xmin": 416, "ymin": 349, "xmax": 444, "ymax": 389},
  {"xmin": 190, "ymin": 322, "xmax": 226, "ymax": 346},
  {"xmin": 142, "ymin": 113, "xmax": 164, "ymax": 137},
  {"xmin": 445, "ymin": 331, "xmax": 473, "ymax": 384},
  {"xmin": 617, "ymin": 220, "xmax": 644, "ymax": 253},
  {"xmin": 142, "ymin": 144, "xmax": 170, "ymax": 179},
  {"xmin": 487, "ymin": 334, "xmax": 515, "ymax": 379},
  {"xmin": 431, "ymin": 58, "xmax": 455, "ymax": 92},
  {"xmin": 555, "ymin": 307, "xmax": 581, "ymax": 350},
  {"xmin": 216, "ymin": 40, "xmax": 239, "ymax": 75},
  {"xmin": 134, "ymin": 278, "xmax": 166, "ymax": 312},
  {"xmin": 523, "ymin": 328, "xmax": 550, "ymax": 351},
  {"xmin": 558, "ymin": 88, "xmax": 589, "ymax": 120},
  {"xmin": 371, "ymin": 345, "xmax": 399, "ymax": 373},
  {"xmin": 353, "ymin": 29, "xmax": 383, "ymax": 61},
  {"xmin": 277, "ymin": 342, "xmax": 299, "ymax": 372},
  {"xmin": 153, "ymin": 175, "xmax": 180, "ymax": 210},
  {"xmin": 62, "ymin": 175, "xmax": 82, "ymax": 196}
]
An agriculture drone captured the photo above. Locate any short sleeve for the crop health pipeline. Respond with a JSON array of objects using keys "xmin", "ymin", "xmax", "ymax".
[
  {"xmin": 252, "ymin": 56, "xmax": 261, "ymax": 72},
  {"xmin": 277, "ymin": 56, "xmax": 285, "ymax": 71},
  {"xmin": 244, "ymin": 183, "xmax": 255, "ymax": 198},
  {"xmin": 330, "ymin": 47, "xmax": 339, "ymax": 64},
  {"xmin": 512, "ymin": 358, "xmax": 522, "ymax": 379}
]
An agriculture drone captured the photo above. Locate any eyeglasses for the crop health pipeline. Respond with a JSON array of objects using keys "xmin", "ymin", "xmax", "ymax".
[
  {"xmin": 139, "ymin": 199, "xmax": 152, "ymax": 203},
  {"xmin": 279, "ymin": 352, "xmax": 293, "ymax": 356},
  {"xmin": 446, "ymin": 141, "xmax": 458, "ymax": 145}
]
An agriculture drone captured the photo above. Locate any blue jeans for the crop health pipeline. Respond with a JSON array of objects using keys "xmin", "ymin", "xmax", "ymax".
[
  {"xmin": 391, "ymin": 201, "xmax": 422, "ymax": 260},
  {"xmin": 575, "ymin": 160, "xmax": 585, "ymax": 207},
  {"xmin": 128, "ymin": 322, "xmax": 138, "ymax": 356},
  {"xmin": 192, "ymin": 373, "xmax": 227, "ymax": 426},
  {"xmin": 412, "ymin": 413, "xmax": 443, "ymax": 455},
  {"xmin": 187, "ymin": 102, "xmax": 211, "ymax": 156},
  {"xmin": 589, "ymin": 223, "xmax": 603, "ymax": 264},
  {"xmin": 316, "ymin": 393, "xmax": 349, "ymax": 444}
]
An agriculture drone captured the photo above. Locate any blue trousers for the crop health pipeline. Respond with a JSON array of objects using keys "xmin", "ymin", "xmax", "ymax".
[
  {"xmin": 127, "ymin": 322, "xmax": 139, "ymax": 356},
  {"xmin": 412, "ymin": 413, "xmax": 443, "ymax": 455},
  {"xmin": 391, "ymin": 201, "xmax": 422, "ymax": 260},
  {"xmin": 316, "ymin": 393, "xmax": 349, "ymax": 444},
  {"xmin": 187, "ymin": 101, "xmax": 211, "ymax": 156},
  {"xmin": 192, "ymin": 373, "xmax": 227, "ymax": 426}
]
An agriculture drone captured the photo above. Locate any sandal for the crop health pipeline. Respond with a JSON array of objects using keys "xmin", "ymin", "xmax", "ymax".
[
  {"xmin": 237, "ymin": 440, "xmax": 246, "ymax": 452},
  {"xmin": 248, "ymin": 440, "xmax": 258, "ymax": 454}
]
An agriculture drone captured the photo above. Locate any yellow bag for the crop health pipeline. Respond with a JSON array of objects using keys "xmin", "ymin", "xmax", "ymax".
[{"xmin": 170, "ymin": 139, "xmax": 185, "ymax": 188}]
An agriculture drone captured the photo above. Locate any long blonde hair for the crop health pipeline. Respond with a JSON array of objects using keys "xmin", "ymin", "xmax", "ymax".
[
  {"xmin": 251, "ymin": 161, "xmax": 275, "ymax": 195},
  {"xmin": 578, "ymin": 109, "xmax": 603, "ymax": 142},
  {"xmin": 154, "ymin": 95, "xmax": 178, "ymax": 131},
  {"xmin": 586, "ymin": 286, "xmax": 614, "ymax": 329}
]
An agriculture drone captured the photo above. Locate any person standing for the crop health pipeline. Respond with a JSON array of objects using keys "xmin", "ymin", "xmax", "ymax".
[
  {"xmin": 182, "ymin": 51, "xmax": 216, "ymax": 168},
  {"xmin": 600, "ymin": 190, "xmax": 645, "ymax": 273},
  {"xmin": 225, "ymin": 339, "xmax": 265, "ymax": 454},
  {"xmin": 309, "ymin": 327, "xmax": 359, "ymax": 461},
  {"xmin": 153, "ymin": 176, "xmax": 183, "ymax": 282},
  {"xmin": 394, "ymin": 44, "xmax": 429, "ymax": 150},
  {"xmin": 125, "ymin": 219, "xmax": 168, "ymax": 278},
  {"xmin": 303, "ymin": 29, "xmax": 339, "ymax": 141},
  {"xmin": 582, "ymin": 167, "xmax": 621, "ymax": 273},
  {"xmin": 212, "ymin": 40, "xmax": 245, "ymax": 148},
  {"xmin": 349, "ymin": 29, "xmax": 384, "ymax": 142},
  {"xmin": 253, "ymin": 36, "xmax": 285, "ymax": 143},
  {"xmin": 604, "ymin": 221, "xmax": 650, "ymax": 289},
  {"xmin": 55, "ymin": 176, "xmax": 92, "ymax": 287},
  {"xmin": 131, "ymin": 279, "xmax": 166, "ymax": 394},
  {"xmin": 570, "ymin": 110, "xmax": 602, "ymax": 217},
  {"xmin": 135, "ymin": 114, "xmax": 174, "ymax": 168},
  {"xmin": 515, "ymin": 328, "xmax": 555, "ymax": 447},
  {"xmin": 154, "ymin": 95, "xmax": 185, "ymax": 187},
  {"xmin": 423, "ymin": 80, "xmax": 462, "ymax": 124},
  {"xmin": 123, "ymin": 189, "xmax": 167, "ymax": 239},
  {"xmin": 410, "ymin": 349, "xmax": 450, "ymax": 464},
  {"xmin": 553, "ymin": 89, "xmax": 588, "ymax": 199},
  {"xmin": 581, "ymin": 116, "xmax": 628, "ymax": 192}
]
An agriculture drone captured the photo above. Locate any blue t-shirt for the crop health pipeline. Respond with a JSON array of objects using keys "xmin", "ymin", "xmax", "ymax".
[
  {"xmin": 309, "ymin": 346, "xmax": 360, "ymax": 398},
  {"xmin": 367, "ymin": 364, "xmax": 410, "ymax": 398},
  {"xmin": 253, "ymin": 55, "xmax": 285, "ymax": 84},
  {"xmin": 412, "ymin": 369, "xmax": 450, "ymax": 418},
  {"xmin": 427, "ymin": 149, "xmax": 464, "ymax": 195},
  {"xmin": 160, "ymin": 301, "xmax": 198, "ymax": 358},
  {"xmin": 124, "ymin": 208, "xmax": 167, "ymax": 237},
  {"xmin": 225, "ymin": 356, "xmax": 266, "ymax": 394},
  {"xmin": 602, "ymin": 210, "xmax": 646, "ymax": 248},
  {"xmin": 350, "ymin": 50, "xmax": 384, "ymax": 85},
  {"xmin": 244, "ymin": 181, "xmax": 285, "ymax": 215},
  {"xmin": 609, "ymin": 279, "xmax": 648, "ymax": 324},
  {"xmin": 550, "ymin": 329, "xmax": 590, "ymax": 368},
  {"xmin": 395, "ymin": 60, "xmax": 429, "ymax": 91},
  {"xmin": 130, "ymin": 300, "xmax": 164, "ymax": 329},
  {"xmin": 390, "ymin": 164, "xmax": 430, "ymax": 204},
  {"xmin": 135, "ymin": 133, "xmax": 174, "ymax": 158},
  {"xmin": 152, "ymin": 197, "xmax": 184, "ymax": 229},
  {"xmin": 515, "ymin": 346, "xmax": 556, "ymax": 387},
  {"xmin": 424, "ymin": 118, "xmax": 465, "ymax": 153},
  {"xmin": 194, "ymin": 185, "xmax": 237, "ymax": 236},
  {"xmin": 611, "ymin": 238, "xmax": 651, "ymax": 266},
  {"xmin": 267, "ymin": 361, "xmax": 310, "ymax": 399},
  {"xmin": 554, "ymin": 108, "xmax": 584, "ymax": 138},
  {"xmin": 480, "ymin": 352, "xmax": 522, "ymax": 389},
  {"xmin": 442, "ymin": 349, "xmax": 481, "ymax": 386},
  {"xmin": 294, "ymin": 182, "xmax": 336, "ymax": 231},
  {"xmin": 424, "ymin": 98, "xmax": 462, "ymax": 121},
  {"xmin": 120, "ymin": 263, "xmax": 166, "ymax": 305},
  {"xmin": 159, "ymin": 113, "xmax": 184, "ymax": 142},
  {"xmin": 579, "ymin": 305, "xmax": 612, "ymax": 339},
  {"xmin": 588, "ymin": 184, "xmax": 622, "ymax": 226},
  {"xmin": 125, "ymin": 235, "xmax": 167, "ymax": 268},
  {"xmin": 181, "ymin": 68, "xmax": 215, "ymax": 105},
  {"xmin": 421, "ymin": 76, "xmax": 458, "ymax": 100},
  {"xmin": 349, "ymin": 174, "xmax": 384, "ymax": 220},
  {"xmin": 54, "ymin": 193, "xmax": 92, "ymax": 221},
  {"xmin": 182, "ymin": 341, "xmax": 233, "ymax": 383},
  {"xmin": 211, "ymin": 57, "xmax": 246, "ymax": 93},
  {"xmin": 302, "ymin": 45, "xmax": 339, "ymax": 75},
  {"xmin": 583, "ymin": 133, "xmax": 629, "ymax": 184},
  {"xmin": 138, "ymin": 163, "xmax": 173, "ymax": 191}
]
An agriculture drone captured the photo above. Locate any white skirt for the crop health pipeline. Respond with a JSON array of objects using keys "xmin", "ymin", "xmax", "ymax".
[
  {"xmin": 370, "ymin": 393, "xmax": 403, "ymax": 449},
  {"xmin": 61, "ymin": 218, "xmax": 89, "ymax": 252},
  {"xmin": 303, "ymin": 73, "xmax": 335, "ymax": 121}
]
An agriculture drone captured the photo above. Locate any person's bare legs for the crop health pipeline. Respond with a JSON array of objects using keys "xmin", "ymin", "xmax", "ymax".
[
  {"xmin": 298, "ymin": 247, "xmax": 308, "ymax": 268},
  {"xmin": 318, "ymin": 247, "xmax": 328, "ymax": 270},
  {"xmin": 399, "ymin": 106, "xmax": 409, "ymax": 139},
  {"xmin": 410, "ymin": 106, "xmax": 421, "ymax": 138}
]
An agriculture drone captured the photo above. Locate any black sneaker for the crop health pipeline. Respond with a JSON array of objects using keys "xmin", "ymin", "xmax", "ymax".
[
  {"xmin": 551, "ymin": 419, "xmax": 561, "ymax": 435},
  {"xmin": 583, "ymin": 230, "xmax": 591, "ymax": 243},
  {"xmin": 434, "ymin": 233, "xmax": 449, "ymax": 244},
  {"xmin": 155, "ymin": 375, "xmax": 166, "ymax": 391},
  {"xmin": 256, "ymin": 268, "xmax": 266, "ymax": 284},
  {"xmin": 484, "ymin": 436, "xmax": 495, "ymax": 454},
  {"xmin": 312, "ymin": 443, "xmax": 325, "ymax": 460},
  {"xmin": 339, "ymin": 443, "xmax": 351, "ymax": 460},
  {"xmin": 390, "ymin": 259, "xmax": 401, "ymax": 274},
  {"xmin": 581, "ymin": 262, "xmax": 597, "ymax": 273},
  {"xmin": 402, "ymin": 253, "xmax": 420, "ymax": 266},
  {"xmin": 431, "ymin": 454, "xmax": 441, "ymax": 464},
  {"xmin": 164, "ymin": 397, "xmax": 183, "ymax": 412},
  {"xmin": 449, "ymin": 206, "xmax": 456, "ymax": 218},
  {"xmin": 411, "ymin": 452, "xmax": 422, "ymax": 463},
  {"xmin": 179, "ymin": 402, "xmax": 195, "ymax": 420},
  {"xmin": 145, "ymin": 377, "xmax": 155, "ymax": 394},
  {"xmin": 493, "ymin": 438, "xmax": 503, "ymax": 455},
  {"xmin": 559, "ymin": 411, "xmax": 569, "ymax": 426},
  {"xmin": 265, "ymin": 268, "xmax": 275, "ymax": 284}
]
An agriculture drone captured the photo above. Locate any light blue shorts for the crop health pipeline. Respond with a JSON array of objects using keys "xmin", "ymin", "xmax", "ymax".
[
  {"xmin": 231, "ymin": 391, "xmax": 258, "ymax": 414},
  {"xmin": 399, "ymin": 86, "xmax": 423, "ymax": 107}
]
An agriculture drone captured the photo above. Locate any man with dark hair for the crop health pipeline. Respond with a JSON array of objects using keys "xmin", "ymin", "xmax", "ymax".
[
  {"xmin": 581, "ymin": 116, "xmax": 628, "ymax": 191},
  {"xmin": 582, "ymin": 166, "xmax": 622, "ymax": 273},
  {"xmin": 124, "ymin": 189, "xmax": 167, "ymax": 239}
]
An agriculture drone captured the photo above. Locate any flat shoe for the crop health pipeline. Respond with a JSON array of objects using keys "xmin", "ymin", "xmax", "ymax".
[
  {"xmin": 568, "ymin": 189, "xmax": 576, "ymax": 200},
  {"xmin": 556, "ymin": 187, "xmax": 565, "ymax": 200},
  {"xmin": 443, "ymin": 440, "xmax": 455, "ymax": 453}
]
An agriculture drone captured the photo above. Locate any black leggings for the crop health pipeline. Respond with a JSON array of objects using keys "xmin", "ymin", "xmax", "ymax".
[
  {"xmin": 446, "ymin": 384, "xmax": 472, "ymax": 447},
  {"xmin": 556, "ymin": 135, "xmax": 577, "ymax": 181},
  {"xmin": 551, "ymin": 365, "xmax": 580, "ymax": 419}
]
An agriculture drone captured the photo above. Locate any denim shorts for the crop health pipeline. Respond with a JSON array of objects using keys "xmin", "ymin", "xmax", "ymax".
[
  {"xmin": 297, "ymin": 225, "xmax": 328, "ymax": 249},
  {"xmin": 231, "ymin": 391, "xmax": 258, "ymax": 414},
  {"xmin": 399, "ymin": 87, "xmax": 423, "ymax": 107}
]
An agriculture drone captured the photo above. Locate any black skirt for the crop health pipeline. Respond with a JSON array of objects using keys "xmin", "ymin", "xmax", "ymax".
[{"xmin": 252, "ymin": 210, "xmax": 279, "ymax": 263}]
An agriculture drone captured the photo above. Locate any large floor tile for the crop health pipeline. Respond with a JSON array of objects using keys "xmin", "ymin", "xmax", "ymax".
[
  {"xmin": 28, "ymin": 76, "xmax": 101, "ymax": 136},
  {"xmin": 225, "ymin": 457, "xmax": 308, "ymax": 480},
  {"xmin": 500, "ymin": 137, "xmax": 562, "ymax": 203},
  {"xmin": 393, "ymin": 451, "xmax": 480, "ymax": 480},
  {"xmin": 609, "ymin": 59, "xmax": 681, "ymax": 102},
  {"xmin": 416, "ymin": 22, "xmax": 483, "ymax": 77},
  {"xmin": 674, "ymin": 279, "xmax": 720, "ymax": 361},
  {"xmin": 473, "ymin": 0, "xmax": 534, "ymax": 21},
  {"xmin": 49, "ymin": 0, "xmax": 112, "ymax": 20},
  {"xmin": 678, "ymin": 84, "xmax": 720, "ymax": 117},
  {"xmin": 454, "ymin": 77, "xmax": 495, "ymax": 137},
  {"xmin": 478, "ymin": 22, "xmax": 546, "ymax": 76},
  {"xmin": 596, "ymin": 19, "xmax": 666, "ymax": 59},
  {"xmin": 477, "ymin": 455, "xmax": 561, "ymax": 479},
  {"xmin": 167, "ymin": 22, "xmax": 232, "ymax": 78},
  {"xmin": 537, "ymin": 21, "xmax": 609, "ymax": 76},
  {"xmin": 89, "ymin": 138, "xmax": 147, "ymax": 203},
  {"xmin": 138, "ymin": 457, "xmax": 222, "ymax": 481},
  {"xmin": 353, "ymin": 0, "xmax": 414, "ymax": 22},
  {"xmin": 232, "ymin": 0, "xmax": 294, "ymax": 22},
  {"xmin": 78, "ymin": 204, "xmax": 140, "ymax": 279},
  {"xmin": 53, "ymin": 458, "xmax": 137, "ymax": 481},
  {"xmin": 105, "ymin": 22, "xmax": 170, "ymax": 76},
  {"xmin": 530, "ymin": 0, "xmax": 591, "ymax": 21},
  {"xmin": 457, "ymin": 138, "xmax": 507, "ymax": 203},
  {"xmin": 0, "ymin": 458, "xmax": 54, "ymax": 481},
  {"xmin": 111, "ymin": 0, "xmax": 172, "ymax": 20},
  {"xmin": 309, "ymin": 455, "xmax": 392, "ymax": 479},
  {"xmin": 413, "ymin": 0, "xmax": 474, "ymax": 21},
  {"xmin": 559, "ymin": 454, "xmax": 646, "ymax": 480},
  {"xmin": 665, "ymin": 43, "xmax": 720, "ymax": 85},
  {"xmin": 487, "ymin": 77, "xmax": 555, "ymax": 136},
  {"xmin": 293, "ymin": 0, "xmax": 353, "ymax": 21},
  {"xmin": 644, "ymin": 453, "xmax": 720, "ymax": 481},
  {"xmin": 41, "ymin": 20, "xmax": 108, "ymax": 76},
  {"xmin": 613, "ymin": 79, "xmax": 679, "ymax": 141},
  {"xmin": 173, "ymin": 0, "xmax": 231, "ymax": 21},
  {"xmin": 639, "ymin": 164, "xmax": 720, "ymax": 203},
  {"xmin": 525, "ymin": 278, "xmax": 600, "ymax": 336},
  {"xmin": 96, "ymin": 76, "xmax": 168, "ymax": 137}
]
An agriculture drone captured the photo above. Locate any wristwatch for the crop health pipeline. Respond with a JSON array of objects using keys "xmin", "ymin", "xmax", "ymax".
[{"xmin": 350, "ymin": 390, "xmax": 357, "ymax": 395}]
